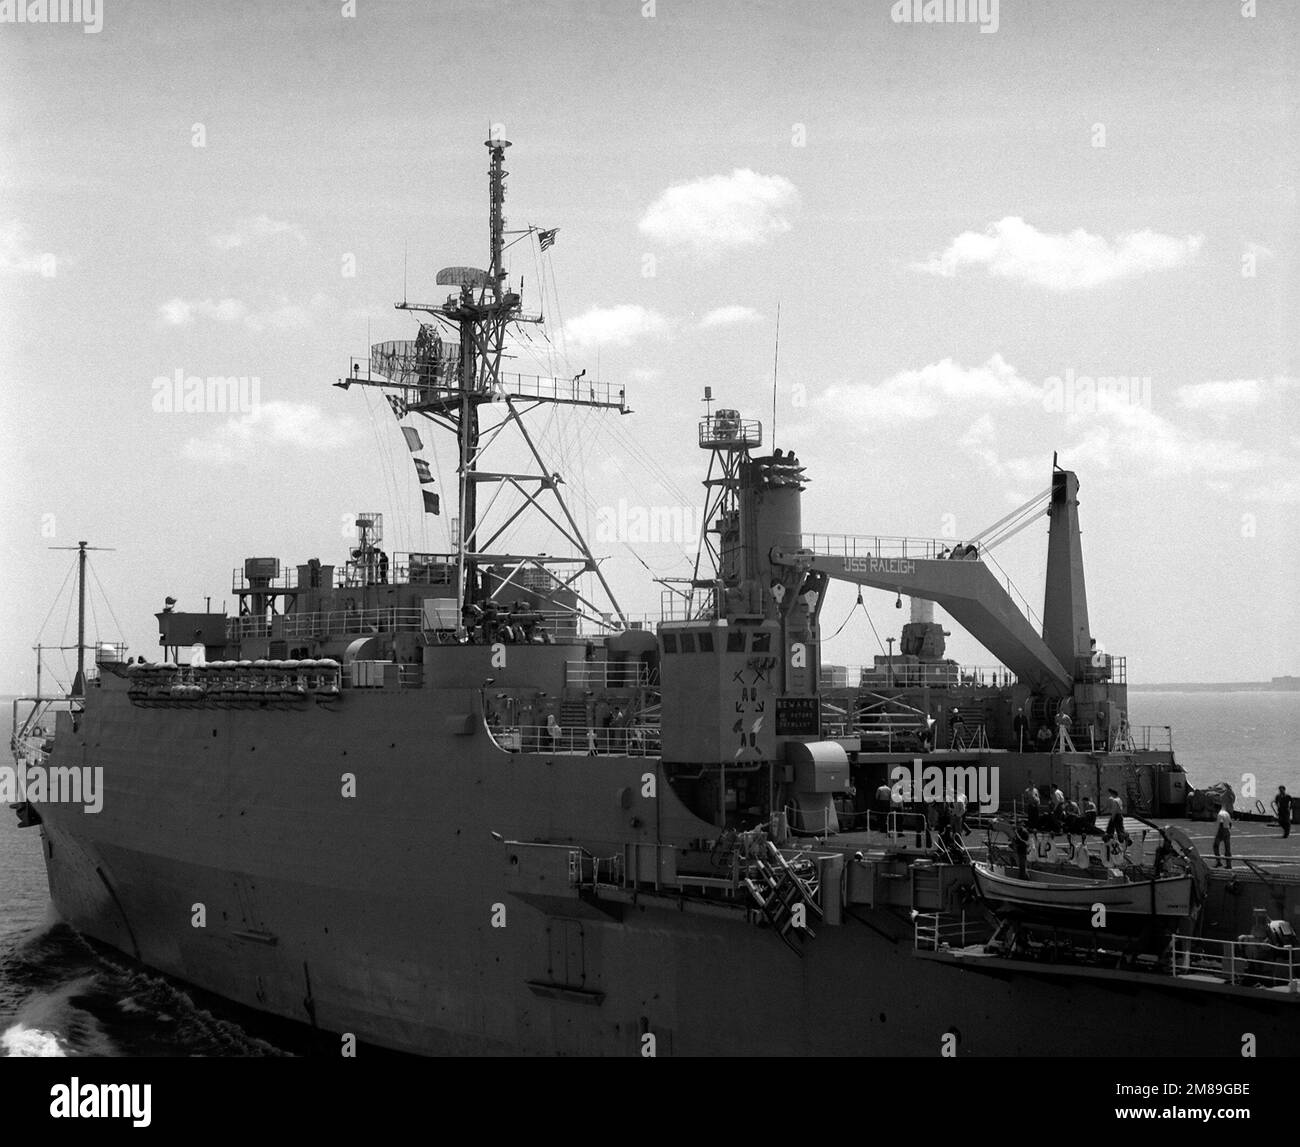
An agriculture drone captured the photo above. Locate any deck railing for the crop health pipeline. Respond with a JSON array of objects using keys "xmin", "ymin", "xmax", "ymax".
[
  {"xmin": 564, "ymin": 661, "xmax": 650, "ymax": 688},
  {"xmin": 1170, "ymin": 935, "xmax": 1299, "ymax": 990},
  {"xmin": 914, "ymin": 912, "xmax": 989, "ymax": 952},
  {"xmin": 489, "ymin": 724, "xmax": 659, "ymax": 756},
  {"xmin": 821, "ymin": 663, "xmax": 1017, "ymax": 689},
  {"xmin": 1122, "ymin": 724, "xmax": 1173, "ymax": 752},
  {"xmin": 801, "ymin": 533, "xmax": 965, "ymax": 561}
]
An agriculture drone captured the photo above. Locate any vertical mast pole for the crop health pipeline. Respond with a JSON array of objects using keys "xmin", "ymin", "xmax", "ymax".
[
  {"xmin": 74, "ymin": 540, "xmax": 87, "ymax": 696},
  {"xmin": 458, "ymin": 135, "xmax": 511, "ymax": 622},
  {"xmin": 488, "ymin": 134, "xmax": 507, "ymax": 303}
]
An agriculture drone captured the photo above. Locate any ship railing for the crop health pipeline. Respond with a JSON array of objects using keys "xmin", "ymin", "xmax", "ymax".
[
  {"xmin": 226, "ymin": 616, "xmax": 271, "ymax": 639},
  {"xmin": 782, "ymin": 802, "xmax": 929, "ymax": 841},
  {"xmin": 568, "ymin": 847, "xmax": 625, "ymax": 889},
  {"xmin": 821, "ymin": 663, "xmax": 1017, "ymax": 689},
  {"xmin": 564, "ymin": 662, "xmax": 650, "ymax": 689},
  {"xmin": 914, "ymin": 911, "xmax": 990, "ymax": 952},
  {"xmin": 339, "ymin": 663, "xmax": 423, "ymax": 689},
  {"xmin": 389, "ymin": 553, "xmax": 456, "ymax": 587},
  {"xmin": 282, "ymin": 607, "xmax": 425, "ymax": 638},
  {"xmin": 10, "ymin": 696, "xmax": 74, "ymax": 767},
  {"xmin": 783, "ymin": 803, "xmax": 842, "ymax": 836},
  {"xmin": 392, "ymin": 373, "xmax": 628, "ymax": 409},
  {"xmin": 226, "ymin": 608, "xmax": 426, "ymax": 641},
  {"xmin": 493, "ymin": 372, "xmax": 628, "ymax": 408},
  {"xmin": 1169, "ymin": 935, "xmax": 1299, "ymax": 991},
  {"xmin": 489, "ymin": 724, "xmax": 659, "ymax": 756},
  {"xmin": 799, "ymin": 533, "xmax": 967, "ymax": 562},
  {"xmin": 231, "ymin": 566, "xmax": 299, "ymax": 592},
  {"xmin": 1122, "ymin": 725, "xmax": 1173, "ymax": 753},
  {"xmin": 699, "ymin": 413, "xmax": 762, "ymax": 450},
  {"xmin": 658, "ymin": 590, "xmax": 717, "ymax": 623},
  {"xmin": 1077, "ymin": 653, "xmax": 1127, "ymax": 685}
]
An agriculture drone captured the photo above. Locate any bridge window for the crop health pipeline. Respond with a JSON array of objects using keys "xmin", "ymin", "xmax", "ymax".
[
  {"xmin": 751, "ymin": 632, "xmax": 771, "ymax": 653},
  {"xmin": 679, "ymin": 633, "xmax": 696, "ymax": 654},
  {"xmin": 727, "ymin": 631, "xmax": 746, "ymax": 653},
  {"xmin": 661, "ymin": 633, "xmax": 678, "ymax": 654},
  {"xmin": 698, "ymin": 632, "xmax": 714, "ymax": 652}
]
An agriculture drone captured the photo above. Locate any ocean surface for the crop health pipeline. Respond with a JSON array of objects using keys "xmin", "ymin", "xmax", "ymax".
[{"xmin": 1, "ymin": 690, "xmax": 1296, "ymax": 1057}]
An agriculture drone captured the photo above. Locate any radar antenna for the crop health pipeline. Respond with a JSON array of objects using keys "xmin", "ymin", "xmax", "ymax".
[{"xmin": 336, "ymin": 136, "xmax": 630, "ymax": 636}]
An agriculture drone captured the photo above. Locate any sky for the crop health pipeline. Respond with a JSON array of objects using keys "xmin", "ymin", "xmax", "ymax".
[{"xmin": 1, "ymin": 0, "xmax": 1296, "ymax": 695}]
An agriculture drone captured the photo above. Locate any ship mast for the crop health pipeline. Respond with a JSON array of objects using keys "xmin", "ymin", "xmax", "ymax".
[
  {"xmin": 50, "ymin": 540, "xmax": 114, "ymax": 697},
  {"xmin": 338, "ymin": 134, "xmax": 631, "ymax": 633}
]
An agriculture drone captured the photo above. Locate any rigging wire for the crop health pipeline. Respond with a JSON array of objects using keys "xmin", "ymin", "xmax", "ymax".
[
  {"xmin": 89, "ymin": 560, "xmax": 127, "ymax": 644},
  {"xmin": 88, "ymin": 573, "xmax": 101, "ymax": 647},
  {"xmin": 59, "ymin": 575, "xmax": 75, "ymax": 681},
  {"xmin": 823, "ymin": 586, "xmax": 887, "ymax": 658},
  {"xmin": 824, "ymin": 588, "xmax": 867, "ymax": 642},
  {"xmin": 35, "ymin": 558, "xmax": 77, "ymax": 640}
]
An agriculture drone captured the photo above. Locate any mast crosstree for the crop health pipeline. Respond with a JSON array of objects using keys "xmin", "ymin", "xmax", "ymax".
[
  {"xmin": 49, "ymin": 540, "xmax": 116, "ymax": 696},
  {"xmin": 337, "ymin": 136, "xmax": 630, "ymax": 634}
]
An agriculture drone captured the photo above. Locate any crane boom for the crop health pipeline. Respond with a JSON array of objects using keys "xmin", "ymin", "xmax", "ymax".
[{"xmin": 771, "ymin": 546, "xmax": 1071, "ymax": 694}]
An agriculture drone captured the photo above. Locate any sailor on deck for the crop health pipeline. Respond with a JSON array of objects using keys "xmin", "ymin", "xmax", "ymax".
[
  {"xmin": 1022, "ymin": 781, "xmax": 1041, "ymax": 830},
  {"xmin": 1103, "ymin": 788, "xmax": 1130, "ymax": 845},
  {"xmin": 1274, "ymin": 786, "xmax": 1292, "ymax": 839},
  {"xmin": 1012, "ymin": 707, "xmax": 1029, "ymax": 751},
  {"xmin": 1213, "ymin": 804, "xmax": 1233, "ymax": 868},
  {"xmin": 874, "ymin": 782, "xmax": 893, "ymax": 831}
]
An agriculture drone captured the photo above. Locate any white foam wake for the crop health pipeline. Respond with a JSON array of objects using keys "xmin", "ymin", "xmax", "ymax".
[{"xmin": 1, "ymin": 976, "xmax": 118, "ymax": 1057}]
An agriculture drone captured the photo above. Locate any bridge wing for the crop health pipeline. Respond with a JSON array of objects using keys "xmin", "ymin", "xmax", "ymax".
[{"xmin": 786, "ymin": 551, "xmax": 1071, "ymax": 693}]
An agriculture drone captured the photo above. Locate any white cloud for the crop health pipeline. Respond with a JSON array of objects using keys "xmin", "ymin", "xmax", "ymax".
[
  {"xmin": 1240, "ymin": 477, "xmax": 1300, "ymax": 505},
  {"xmin": 563, "ymin": 304, "xmax": 669, "ymax": 350},
  {"xmin": 818, "ymin": 354, "xmax": 1039, "ymax": 422},
  {"xmin": 0, "ymin": 219, "xmax": 55, "ymax": 275},
  {"xmin": 697, "ymin": 305, "xmax": 762, "ymax": 329},
  {"xmin": 181, "ymin": 400, "xmax": 355, "ymax": 464},
  {"xmin": 959, "ymin": 414, "xmax": 1042, "ymax": 484},
  {"xmin": 913, "ymin": 217, "xmax": 1203, "ymax": 290},
  {"xmin": 1064, "ymin": 401, "xmax": 1260, "ymax": 476},
  {"xmin": 639, "ymin": 170, "xmax": 798, "ymax": 254},
  {"xmin": 159, "ymin": 294, "xmax": 325, "ymax": 332},
  {"xmin": 1175, "ymin": 379, "xmax": 1261, "ymax": 412},
  {"xmin": 209, "ymin": 215, "xmax": 306, "ymax": 251}
]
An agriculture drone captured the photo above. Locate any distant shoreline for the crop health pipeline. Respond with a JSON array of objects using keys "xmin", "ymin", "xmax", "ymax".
[{"xmin": 1130, "ymin": 682, "xmax": 1300, "ymax": 693}]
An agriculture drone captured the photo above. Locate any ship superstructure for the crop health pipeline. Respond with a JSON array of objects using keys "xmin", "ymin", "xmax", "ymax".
[{"xmin": 11, "ymin": 138, "xmax": 1300, "ymax": 1057}]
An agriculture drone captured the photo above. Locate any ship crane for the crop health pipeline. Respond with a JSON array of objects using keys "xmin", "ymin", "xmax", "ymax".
[{"xmin": 772, "ymin": 463, "xmax": 1095, "ymax": 697}]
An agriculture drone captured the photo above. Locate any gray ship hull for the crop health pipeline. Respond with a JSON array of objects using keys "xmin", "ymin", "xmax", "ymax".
[{"xmin": 31, "ymin": 675, "xmax": 1300, "ymax": 1057}]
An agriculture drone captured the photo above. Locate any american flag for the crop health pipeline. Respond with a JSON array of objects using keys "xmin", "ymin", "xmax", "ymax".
[{"xmin": 537, "ymin": 227, "xmax": 558, "ymax": 252}]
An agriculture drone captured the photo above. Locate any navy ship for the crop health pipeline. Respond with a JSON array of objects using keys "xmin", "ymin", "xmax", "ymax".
[{"xmin": 10, "ymin": 137, "xmax": 1299, "ymax": 1056}]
